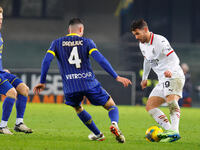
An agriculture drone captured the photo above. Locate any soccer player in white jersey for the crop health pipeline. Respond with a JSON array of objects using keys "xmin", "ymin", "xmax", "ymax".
[{"xmin": 131, "ymin": 19, "xmax": 185, "ymax": 142}]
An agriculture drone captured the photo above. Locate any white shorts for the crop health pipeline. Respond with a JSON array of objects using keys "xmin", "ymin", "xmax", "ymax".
[{"xmin": 149, "ymin": 78, "xmax": 185, "ymax": 99}]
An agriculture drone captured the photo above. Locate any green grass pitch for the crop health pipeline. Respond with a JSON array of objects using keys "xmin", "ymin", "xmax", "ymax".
[{"xmin": 0, "ymin": 103, "xmax": 200, "ymax": 150}]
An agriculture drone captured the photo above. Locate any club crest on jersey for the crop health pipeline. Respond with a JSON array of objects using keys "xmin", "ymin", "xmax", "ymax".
[{"xmin": 147, "ymin": 59, "xmax": 159, "ymax": 67}]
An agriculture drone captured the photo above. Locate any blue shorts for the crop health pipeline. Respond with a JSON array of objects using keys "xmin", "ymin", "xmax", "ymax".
[
  {"xmin": 0, "ymin": 75, "xmax": 13, "ymax": 95},
  {"xmin": 0, "ymin": 71, "xmax": 23, "ymax": 95},
  {"xmin": 65, "ymin": 85, "xmax": 110, "ymax": 107}
]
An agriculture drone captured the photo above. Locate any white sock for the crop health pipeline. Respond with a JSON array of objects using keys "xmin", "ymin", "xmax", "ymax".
[
  {"xmin": 168, "ymin": 100, "xmax": 180, "ymax": 132},
  {"xmin": 16, "ymin": 118, "xmax": 23, "ymax": 125},
  {"xmin": 148, "ymin": 108, "xmax": 171, "ymax": 130},
  {"xmin": 0, "ymin": 120, "xmax": 8, "ymax": 128},
  {"xmin": 97, "ymin": 132, "xmax": 102, "ymax": 137},
  {"xmin": 112, "ymin": 121, "xmax": 119, "ymax": 128}
]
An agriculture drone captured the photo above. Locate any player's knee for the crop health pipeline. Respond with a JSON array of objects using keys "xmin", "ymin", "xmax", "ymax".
[
  {"xmin": 103, "ymin": 97, "xmax": 116, "ymax": 110},
  {"xmin": 146, "ymin": 101, "xmax": 152, "ymax": 111},
  {"xmin": 23, "ymin": 85, "xmax": 29, "ymax": 97},
  {"xmin": 146, "ymin": 105, "xmax": 152, "ymax": 112},
  {"xmin": 166, "ymin": 94, "xmax": 180, "ymax": 103},
  {"xmin": 146, "ymin": 103, "xmax": 156, "ymax": 112},
  {"xmin": 146, "ymin": 97, "xmax": 165, "ymax": 111},
  {"xmin": 6, "ymin": 88, "xmax": 17, "ymax": 99},
  {"xmin": 17, "ymin": 83, "xmax": 29, "ymax": 97}
]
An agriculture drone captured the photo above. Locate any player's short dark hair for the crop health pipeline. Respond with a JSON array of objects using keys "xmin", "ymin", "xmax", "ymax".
[
  {"xmin": 131, "ymin": 19, "xmax": 148, "ymax": 31},
  {"xmin": 68, "ymin": 18, "xmax": 83, "ymax": 26}
]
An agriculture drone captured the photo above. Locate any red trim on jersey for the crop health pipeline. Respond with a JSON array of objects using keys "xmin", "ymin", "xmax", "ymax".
[
  {"xmin": 166, "ymin": 50, "xmax": 174, "ymax": 56},
  {"xmin": 150, "ymin": 33, "xmax": 154, "ymax": 45}
]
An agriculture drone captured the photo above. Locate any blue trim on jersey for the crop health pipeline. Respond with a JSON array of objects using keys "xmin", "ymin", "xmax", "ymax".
[
  {"xmin": 91, "ymin": 50, "xmax": 118, "ymax": 79},
  {"xmin": 40, "ymin": 53, "xmax": 54, "ymax": 83}
]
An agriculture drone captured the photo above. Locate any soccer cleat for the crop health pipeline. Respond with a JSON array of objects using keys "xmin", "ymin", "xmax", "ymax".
[
  {"xmin": 88, "ymin": 132, "xmax": 105, "ymax": 141},
  {"xmin": 159, "ymin": 136, "xmax": 180, "ymax": 142},
  {"xmin": 157, "ymin": 130, "xmax": 181, "ymax": 142},
  {"xmin": 0, "ymin": 126, "xmax": 13, "ymax": 135},
  {"xmin": 14, "ymin": 122, "xmax": 33, "ymax": 133},
  {"xmin": 110, "ymin": 124, "xmax": 125, "ymax": 143}
]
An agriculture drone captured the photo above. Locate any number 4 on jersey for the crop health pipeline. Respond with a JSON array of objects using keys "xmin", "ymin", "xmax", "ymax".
[{"xmin": 68, "ymin": 46, "xmax": 82, "ymax": 68}]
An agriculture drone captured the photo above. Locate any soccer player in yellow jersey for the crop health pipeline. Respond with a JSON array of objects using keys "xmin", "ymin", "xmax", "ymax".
[
  {"xmin": 34, "ymin": 18, "xmax": 132, "ymax": 142},
  {"xmin": 0, "ymin": 6, "xmax": 32, "ymax": 134}
]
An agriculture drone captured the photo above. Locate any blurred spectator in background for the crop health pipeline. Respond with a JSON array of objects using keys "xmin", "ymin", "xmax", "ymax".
[{"xmin": 179, "ymin": 63, "xmax": 192, "ymax": 107}]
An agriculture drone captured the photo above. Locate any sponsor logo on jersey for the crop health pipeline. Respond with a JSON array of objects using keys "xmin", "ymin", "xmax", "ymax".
[{"xmin": 66, "ymin": 72, "xmax": 92, "ymax": 80}]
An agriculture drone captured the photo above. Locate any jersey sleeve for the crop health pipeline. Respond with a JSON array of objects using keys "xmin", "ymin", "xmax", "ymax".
[
  {"xmin": 87, "ymin": 39, "xmax": 99, "ymax": 55},
  {"xmin": 91, "ymin": 50, "xmax": 118, "ymax": 79},
  {"xmin": 159, "ymin": 37, "xmax": 174, "ymax": 56},
  {"xmin": 40, "ymin": 53, "xmax": 54, "ymax": 83},
  {"xmin": 46, "ymin": 40, "xmax": 57, "ymax": 57},
  {"xmin": 158, "ymin": 37, "xmax": 179, "ymax": 72},
  {"xmin": 142, "ymin": 58, "xmax": 151, "ymax": 80},
  {"xmin": 40, "ymin": 40, "xmax": 56, "ymax": 83}
]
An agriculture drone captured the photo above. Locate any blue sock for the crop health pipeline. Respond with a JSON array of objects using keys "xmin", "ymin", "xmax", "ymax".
[
  {"xmin": 16, "ymin": 94, "xmax": 27, "ymax": 118},
  {"xmin": 108, "ymin": 106, "xmax": 119, "ymax": 123},
  {"xmin": 78, "ymin": 110, "xmax": 100, "ymax": 135},
  {"xmin": 2, "ymin": 97, "xmax": 15, "ymax": 121}
]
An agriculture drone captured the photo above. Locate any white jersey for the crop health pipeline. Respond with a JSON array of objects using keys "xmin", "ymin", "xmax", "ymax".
[{"xmin": 139, "ymin": 33, "xmax": 184, "ymax": 82}]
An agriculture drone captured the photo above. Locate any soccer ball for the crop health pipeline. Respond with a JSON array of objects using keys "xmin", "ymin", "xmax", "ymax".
[{"xmin": 145, "ymin": 126, "xmax": 163, "ymax": 142}]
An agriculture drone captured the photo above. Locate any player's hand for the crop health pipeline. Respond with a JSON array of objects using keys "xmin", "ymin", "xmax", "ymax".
[
  {"xmin": 141, "ymin": 80, "xmax": 147, "ymax": 90},
  {"xmin": 164, "ymin": 70, "xmax": 172, "ymax": 78},
  {"xmin": 116, "ymin": 76, "xmax": 132, "ymax": 87},
  {"xmin": 33, "ymin": 83, "xmax": 46, "ymax": 95},
  {"xmin": 3, "ymin": 69, "xmax": 10, "ymax": 73}
]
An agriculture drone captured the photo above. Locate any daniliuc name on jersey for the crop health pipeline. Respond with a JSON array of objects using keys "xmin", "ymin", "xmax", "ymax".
[{"xmin": 47, "ymin": 33, "xmax": 100, "ymax": 94}]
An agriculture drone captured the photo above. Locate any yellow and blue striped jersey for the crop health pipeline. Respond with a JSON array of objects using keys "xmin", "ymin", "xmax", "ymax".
[
  {"xmin": 45, "ymin": 33, "xmax": 101, "ymax": 94},
  {"xmin": 0, "ymin": 33, "xmax": 3, "ymax": 71}
]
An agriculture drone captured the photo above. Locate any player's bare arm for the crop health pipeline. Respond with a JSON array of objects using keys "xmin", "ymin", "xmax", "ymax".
[
  {"xmin": 140, "ymin": 80, "xmax": 147, "ymax": 90},
  {"xmin": 116, "ymin": 76, "xmax": 132, "ymax": 87}
]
